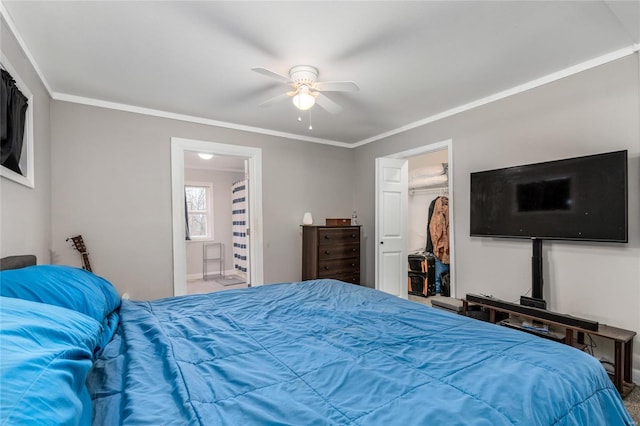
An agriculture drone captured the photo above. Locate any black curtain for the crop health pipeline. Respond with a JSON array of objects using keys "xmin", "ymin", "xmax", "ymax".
[
  {"xmin": 184, "ymin": 189, "xmax": 191, "ymax": 240},
  {"xmin": 1, "ymin": 69, "xmax": 28, "ymax": 175}
]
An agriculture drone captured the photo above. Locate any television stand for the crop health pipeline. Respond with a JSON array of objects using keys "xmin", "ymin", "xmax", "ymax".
[
  {"xmin": 520, "ymin": 295, "xmax": 546, "ymax": 309},
  {"xmin": 464, "ymin": 294, "xmax": 636, "ymax": 397},
  {"xmin": 499, "ymin": 317, "xmax": 567, "ymax": 344}
]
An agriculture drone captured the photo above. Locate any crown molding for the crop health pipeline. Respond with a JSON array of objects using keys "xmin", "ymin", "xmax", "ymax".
[
  {"xmin": 350, "ymin": 45, "xmax": 638, "ymax": 148},
  {"xmin": 0, "ymin": 2, "xmax": 54, "ymax": 97},
  {"xmin": 2, "ymin": 2, "xmax": 637, "ymax": 149},
  {"xmin": 52, "ymin": 92, "xmax": 351, "ymax": 148},
  {"xmin": 57, "ymin": 45, "xmax": 637, "ymax": 150}
]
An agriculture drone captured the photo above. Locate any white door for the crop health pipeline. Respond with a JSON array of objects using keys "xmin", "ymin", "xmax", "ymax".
[{"xmin": 375, "ymin": 157, "xmax": 408, "ymax": 298}]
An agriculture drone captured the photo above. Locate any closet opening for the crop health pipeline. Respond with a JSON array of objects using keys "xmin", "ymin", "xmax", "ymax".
[
  {"xmin": 406, "ymin": 149, "xmax": 451, "ymax": 302},
  {"xmin": 374, "ymin": 139, "xmax": 454, "ymax": 300}
]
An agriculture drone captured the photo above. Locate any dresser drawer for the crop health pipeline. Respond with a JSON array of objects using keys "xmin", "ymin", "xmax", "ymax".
[
  {"xmin": 318, "ymin": 243, "xmax": 360, "ymax": 261},
  {"xmin": 318, "ymin": 258, "xmax": 359, "ymax": 276},
  {"xmin": 325, "ymin": 273, "xmax": 360, "ymax": 285},
  {"xmin": 302, "ymin": 225, "xmax": 361, "ymax": 284},
  {"xmin": 318, "ymin": 228, "xmax": 360, "ymax": 245}
]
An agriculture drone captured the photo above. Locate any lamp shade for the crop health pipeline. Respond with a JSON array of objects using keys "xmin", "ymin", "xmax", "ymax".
[
  {"xmin": 292, "ymin": 85, "xmax": 315, "ymax": 111},
  {"xmin": 302, "ymin": 212, "xmax": 313, "ymax": 225}
]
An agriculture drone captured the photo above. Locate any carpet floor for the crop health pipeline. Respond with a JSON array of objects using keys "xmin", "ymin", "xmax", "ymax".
[{"xmin": 624, "ymin": 385, "xmax": 640, "ymax": 423}]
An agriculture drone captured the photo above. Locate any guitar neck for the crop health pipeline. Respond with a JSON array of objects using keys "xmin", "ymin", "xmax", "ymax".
[
  {"xmin": 81, "ymin": 252, "xmax": 92, "ymax": 272},
  {"xmin": 68, "ymin": 235, "xmax": 92, "ymax": 272}
]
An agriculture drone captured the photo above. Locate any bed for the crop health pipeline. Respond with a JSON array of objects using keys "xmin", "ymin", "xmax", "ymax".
[{"xmin": 0, "ymin": 256, "xmax": 634, "ymax": 425}]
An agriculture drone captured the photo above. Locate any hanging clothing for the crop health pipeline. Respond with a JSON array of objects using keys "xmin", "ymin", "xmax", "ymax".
[
  {"xmin": 429, "ymin": 196, "xmax": 450, "ymax": 264},
  {"xmin": 425, "ymin": 197, "xmax": 438, "ymax": 253}
]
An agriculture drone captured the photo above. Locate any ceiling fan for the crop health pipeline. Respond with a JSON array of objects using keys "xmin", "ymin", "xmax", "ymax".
[{"xmin": 251, "ymin": 65, "xmax": 359, "ymax": 114}]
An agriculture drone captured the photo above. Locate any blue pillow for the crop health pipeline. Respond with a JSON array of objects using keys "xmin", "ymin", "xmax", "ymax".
[
  {"xmin": 0, "ymin": 296, "xmax": 101, "ymax": 425},
  {"xmin": 97, "ymin": 310, "xmax": 120, "ymax": 355},
  {"xmin": 0, "ymin": 265, "xmax": 121, "ymax": 322}
]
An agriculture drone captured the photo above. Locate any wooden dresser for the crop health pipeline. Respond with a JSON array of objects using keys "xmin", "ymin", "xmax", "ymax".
[{"xmin": 302, "ymin": 225, "xmax": 361, "ymax": 285}]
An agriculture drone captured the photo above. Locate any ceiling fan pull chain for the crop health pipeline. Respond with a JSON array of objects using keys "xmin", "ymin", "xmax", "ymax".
[{"xmin": 308, "ymin": 110, "xmax": 313, "ymax": 130}]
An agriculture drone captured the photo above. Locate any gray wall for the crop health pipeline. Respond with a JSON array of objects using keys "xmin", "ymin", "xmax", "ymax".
[
  {"xmin": 5, "ymin": 10, "xmax": 639, "ymax": 378},
  {"xmin": 0, "ymin": 16, "xmax": 51, "ymax": 262},
  {"xmin": 184, "ymin": 167, "xmax": 244, "ymax": 276},
  {"xmin": 50, "ymin": 101, "xmax": 355, "ymax": 299},
  {"xmin": 353, "ymin": 54, "xmax": 640, "ymax": 373}
]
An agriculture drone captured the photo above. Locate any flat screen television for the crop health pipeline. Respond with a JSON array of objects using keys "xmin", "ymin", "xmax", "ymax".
[{"xmin": 470, "ymin": 150, "xmax": 628, "ymax": 243}]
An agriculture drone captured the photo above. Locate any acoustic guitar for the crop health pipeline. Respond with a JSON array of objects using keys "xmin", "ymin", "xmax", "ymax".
[{"xmin": 67, "ymin": 235, "xmax": 92, "ymax": 272}]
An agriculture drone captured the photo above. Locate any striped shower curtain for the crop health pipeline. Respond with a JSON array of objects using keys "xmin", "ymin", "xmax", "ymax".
[{"xmin": 231, "ymin": 179, "xmax": 248, "ymax": 276}]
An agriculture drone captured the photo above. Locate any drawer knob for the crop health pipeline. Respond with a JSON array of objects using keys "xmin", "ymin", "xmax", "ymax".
[
  {"xmin": 351, "ymin": 263, "xmax": 356, "ymax": 267},
  {"xmin": 324, "ymin": 250, "xmax": 330, "ymax": 255},
  {"xmin": 352, "ymin": 248, "xmax": 356, "ymax": 252},
  {"xmin": 351, "ymin": 234, "xmax": 356, "ymax": 238},
  {"xmin": 324, "ymin": 235, "xmax": 330, "ymax": 239},
  {"xmin": 324, "ymin": 266, "xmax": 330, "ymax": 270}
]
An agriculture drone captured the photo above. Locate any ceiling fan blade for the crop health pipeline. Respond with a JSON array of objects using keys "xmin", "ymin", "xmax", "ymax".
[
  {"xmin": 314, "ymin": 81, "xmax": 360, "ymax": 92},
  {"xmin": 258, "ymin": 92, "xmax": 290, "ymax": 107},
  {"xmin": 315, "ymin": 93, "xmax": 343, "ymax": 114},
  {"xmin": 251, "ymin": 67, "xmax": 292, "ymax": 84}
]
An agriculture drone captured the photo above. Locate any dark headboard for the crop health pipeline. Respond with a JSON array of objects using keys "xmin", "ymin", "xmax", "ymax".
[{"xmin": 0, "ymin": 255, "xmax": 36, "ymax": 271}]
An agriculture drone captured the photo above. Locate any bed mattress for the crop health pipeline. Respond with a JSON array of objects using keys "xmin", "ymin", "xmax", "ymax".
[{"xmin": 87, "ymin": 279, "xmax": 633, "ymax": 425}]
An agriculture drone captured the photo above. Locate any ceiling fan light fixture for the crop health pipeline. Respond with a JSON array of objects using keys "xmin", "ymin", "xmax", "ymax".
[
  {"xmin": 292, "ymin": 85, "xmax": 315, "ymax": 111},
  {"xmin": 198, "ymin": 153, "xmax": 214, "ymax": 160}
]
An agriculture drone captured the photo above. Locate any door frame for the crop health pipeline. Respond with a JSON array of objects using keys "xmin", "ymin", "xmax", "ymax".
[
  {"xmin": 171, "ymin": 137, "xmax": 264, "ymax": 296},
  {"xmin": 375, "ymin": 138, "xmax": 455, "ymax": 298}
]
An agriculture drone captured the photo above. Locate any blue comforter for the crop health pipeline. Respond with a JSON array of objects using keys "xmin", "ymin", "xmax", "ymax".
[
  {"xmin": 88, "ymin": 279, "xmax": 633, "ymax": 425},
  {"xmin": 1, "ymin": 297, "xmax": 101, "ymax": 425}
]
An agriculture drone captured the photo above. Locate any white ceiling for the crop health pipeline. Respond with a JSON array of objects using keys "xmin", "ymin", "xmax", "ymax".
[
  {"xmin": 2, "ymin": 1, "xmax": 639, "ymax": 146},
  {"xmin": 184, "ymin": 150, "xmax": 246, "ymax": 172}
]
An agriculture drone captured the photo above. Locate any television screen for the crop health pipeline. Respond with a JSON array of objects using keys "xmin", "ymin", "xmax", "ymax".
[{"xmin": 470, "ymin": 150, "xmax": 628, "ymax": 242}]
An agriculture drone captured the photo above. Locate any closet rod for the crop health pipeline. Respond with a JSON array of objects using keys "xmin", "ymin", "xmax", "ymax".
[{"xmin": 409, "ymin": 186, "xmax": 448, "ymax": 196}]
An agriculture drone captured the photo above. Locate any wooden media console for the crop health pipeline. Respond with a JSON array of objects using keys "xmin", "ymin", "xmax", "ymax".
[{"xmin": 464, "ymin": 294, "xmax": 636, "ymax": 397}]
